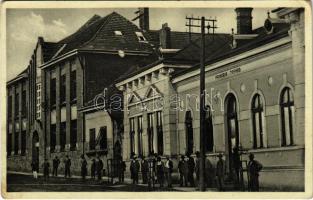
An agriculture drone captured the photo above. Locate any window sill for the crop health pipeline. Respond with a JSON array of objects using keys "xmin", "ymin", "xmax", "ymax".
[{"xmin": 246, "ymin": 145, "xmax": 304, "ymax": 153}]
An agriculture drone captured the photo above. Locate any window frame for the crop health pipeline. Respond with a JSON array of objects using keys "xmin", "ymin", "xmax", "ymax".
[
  {"xmin": 251, "ymin": 94, "xmax": 265, "ymax": 149},
  {"xmin": 280, "ymin": 87, "xmax": 294, "ymax": 146}
]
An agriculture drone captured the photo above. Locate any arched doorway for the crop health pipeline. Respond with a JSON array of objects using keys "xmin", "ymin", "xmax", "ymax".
[
  {"xmin": 185, "ymin": 111, "xmax": 194, "ymax": 155},
  {"xmin": 32, "ymin": 131, "xmax": 39, "ymax": 168},
  {"xmin": 225, "ymin": 94, "xmax": 239, "ymax": 176}
]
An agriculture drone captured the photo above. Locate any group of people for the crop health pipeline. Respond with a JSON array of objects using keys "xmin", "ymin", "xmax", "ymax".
[
  {"xmin": 30, "ymin": 152, "xmax": 263, "ymax": 191},
  {"xmin": 129, "ymin": 152, "xmax": 263, "ymax": 191},
  {"xmin": 129, "ymin": 154, "xmax": 173, "ymax": 188},
  {"xmin": 31, "ymin": 155, "xmax": 106, "ymax": 181}
]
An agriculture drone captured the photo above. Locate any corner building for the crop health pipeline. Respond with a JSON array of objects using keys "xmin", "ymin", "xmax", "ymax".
[{"xmin": 116, "ymin": 8, "xmax": 305, "ymax": 190}]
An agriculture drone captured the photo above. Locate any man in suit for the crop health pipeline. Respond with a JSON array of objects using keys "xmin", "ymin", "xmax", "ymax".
[
  {"xmin": 248, "ymin": 153, "xmax": 263, "ymax": 191},
  {"xmin": 164, "ymin": 156, "xmax": 173, "ymax": 188}
]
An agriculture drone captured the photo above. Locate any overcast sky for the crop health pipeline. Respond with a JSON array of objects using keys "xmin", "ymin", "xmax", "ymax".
[{"xmin": 6, "ymin": 8, "xmax": 276, "ymax": 80}]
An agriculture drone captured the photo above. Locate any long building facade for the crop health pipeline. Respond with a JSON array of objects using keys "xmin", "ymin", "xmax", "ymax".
[
  {"xmin": 6, "ymin": 9, "xmax": 196, "ymax": 175},
  {"xmin": 115, "ymin": 8, "xmax": 305, "ymax": 190}
]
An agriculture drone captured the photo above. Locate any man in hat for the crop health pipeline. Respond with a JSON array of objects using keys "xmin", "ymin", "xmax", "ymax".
[
  {"xmin": 164, "ymin": 156, "xmax": 173, "ymax": 188},
  {"xmin": 64, "ymin": 155, "xmax": 71, "ymax": 178},
  {"xmin": 141, "ymin": 156, "xmax": 149, "ymax": 184},
  {"xmin": 52, "ymin": 156, "xmax": 60, "ymax": 177},
  {"xmin": 187, "ymin": 153, "xmax": 195, "ymax": 187},
  {"xmin": 80, "ymin": 154, "xmax": 88, "ymax": 180},
  {"xmin": 178, "ymin": 155, "xmax": 187, "ymax": 187},
  {"xmin": 216, "ymin": 153, "xmax": 226, "ymax": 191},
  {"xmin": 248, "ymin": 153, "xmax": 263, "ymax": 191},
  {"xmin": 130, "ymin": 155, "xmax": 140, "ymax": 184}
]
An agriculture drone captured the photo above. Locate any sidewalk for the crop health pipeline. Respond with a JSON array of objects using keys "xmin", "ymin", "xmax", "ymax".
[{"xmin": 7, "ymin": 171, "xmax": 214, "ymax": 192}]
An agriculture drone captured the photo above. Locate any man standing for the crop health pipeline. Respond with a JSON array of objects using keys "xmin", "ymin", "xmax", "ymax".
[
  {"xmin": 216, "ymin": 154, "xmax": 226, "ymax": 191},
  {"xmin": 164, "ymin": 156, "xmax": 173, "ymax": 188},
  {"xmin": 141, "ymin": 156, "xmax": 149, "ymax": 184},
  {"xmin": 248, "ymin": 153, "xmax": 263, "ymax": 191},
  {"xmin": 81, "ymin": 155, "xmax": 88, "ymax": 180},
  {"xmin": 119, "ymin": 160, "xmax": 126, "ymax": 183},
  {"xmin": 52, "ymin": 156, "xmax": 60, "ymax": 177},
  {"xmin": 96, "ymin": 156, "xmax": 104, "ymax": 180},
  {"xmin": 64, "ymin": 155, "xmax": 71, "ymax": 178},
  {"xmin": 178, "ymin": 155, "xmax": 187, "ymax": 187},
  {"xmin": 43, "ymin": 159, "xmax": 50, "ymax": 181},
  {"xmin": 91, "ymin": 158, "xmax": 96, "ymax": 179},
  {"xmin": 195, "ymin": 151, "xmax": 200, "ymax": 186},
  {"xmin": 155, "ymin": 156, "xmax": 165, "ymax": 188},
  {"xmin": 187, "ymin": 153, "xmax": 195, "ymax": 187},
  {"xmin": 130, "ymin": 155, "xmax": 140, "ymax": 184},
  {"xmin": 31, "ymin": 161, "xmax": 39, "ymax": 179}
]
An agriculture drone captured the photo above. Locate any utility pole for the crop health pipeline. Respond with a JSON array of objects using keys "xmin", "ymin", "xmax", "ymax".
[{"xmin": 186, "ymin": 15, "xmax": 217, "ymax": 192}]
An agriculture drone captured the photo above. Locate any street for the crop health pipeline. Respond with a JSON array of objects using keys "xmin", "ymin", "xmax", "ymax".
[{"xmin": 6, "ymin": 173, "xmax": 185, "ymax": 192}]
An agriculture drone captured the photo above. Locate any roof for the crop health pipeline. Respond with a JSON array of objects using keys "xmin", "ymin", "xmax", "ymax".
[
  {"xmin": 146, "ymin": 30, "xmax": 201, "ymax": 49},
  {"xmin": 7, "ymin": 68, "xmax": 28, "ymax": 86},
  {"xmin": 53, "ymin": 12, "xmax": 156, "ymax": 58},
  {"xmin": 115, "ymin": 33, "xmax": 232, "ymax": 83},
  {"xmin": 80, "ymin": 84, "xmax": 123, "ymax": 121},
  {"xmin": 172, "ymin": 21, "xmax": 290, "ymax": 78},
  {"xmin": 168, "ymin": 33, "xmax": 233, "ymax": 63}
]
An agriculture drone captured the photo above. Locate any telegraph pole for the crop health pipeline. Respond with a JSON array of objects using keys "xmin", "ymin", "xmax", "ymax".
[{"xmin": 186, "ymin": 15, "xmax": 217, "ymax": 192}]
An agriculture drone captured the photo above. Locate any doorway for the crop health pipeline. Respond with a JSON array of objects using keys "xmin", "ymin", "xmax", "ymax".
[{"xmin": 32, "ymin": 131, "xmax": 39, "ymax": 169}]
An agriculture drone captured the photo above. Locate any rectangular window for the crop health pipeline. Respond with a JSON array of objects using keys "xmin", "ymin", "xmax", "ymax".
[
  {"xmin": 14, "ymin": 132, "xmax": 19, "ymax": 155},
  {"xmin": 137, "ymin": 116, "xmax": 143, "ymax": 156},
  {"xmin": 15, "ymin": 93, "xmax": 19, "ymax": 118},
  {"xmin": 60, "ymin": 122, "xmax": 66, "ymax": 151},
  {"xmin": 21, "ymin": 131, "xmax": 26, "ymax": 155},
  {"xmin": 70, "ymin": 70, "xmax": 77, "ymax": 102},
  {"xmin": 156, "ymin": 111, "xmax": 164, "ymax": 155},
  {"xmin": 50, "ymin": 124, "xmax": 56, "ymax": 152},
  {"xmin": 147, "ymin": 113, "xmax": 154, "ymax": 154},
  {"xmin": 50, "ymin": 78, "xmax": 56, "ymax": 106},
  {"xmin": 36, "ymin": 83, "xmax": 41, "ymax": 119},
  {"xmin": 60, "ymin": 74, "xmax": 66, "ymax": 103},
  {"xmin": 89, "ymin": 128, "xmax": 96, "ymax": 150},
  {"xmin": 70, "ymin": 120, "xmax": 77, "ymax": 150},
  {"xmin": 99, "ymin": 126, "xmax": 107, "ymax": 150},
  {"xmin": 8, "ymin": 96, "xmax": 12, "ymax": 120},
  {"xmin": 129, "ymin": 118, "xmax": 135, "ymax": 155},
  {"xmin": 7, "ymin": 133, "xmax": 12, "ymax": 156},
  {"xmin": 21, "ymin": 90, "xmax": 27, "ymax": 117}
]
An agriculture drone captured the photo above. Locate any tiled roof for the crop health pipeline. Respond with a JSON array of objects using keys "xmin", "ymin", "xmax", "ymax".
[
  {"xmin": 41, "ymin": 42, "xmax": 63, "ymax": 62},
  {"xmin": 172, "ymin": 22, "xmax": 290, "ymax": 78},
  {"xmin": 146, "ymin": 30, "xmax": 201, "ymax": 49},
  {"xmin": 53, "ymin": 12, "xmax": 156, "ymax": 58},
  {"xmin": 168, "ymin": 33, "xmax": 233, "ymax": 63}
]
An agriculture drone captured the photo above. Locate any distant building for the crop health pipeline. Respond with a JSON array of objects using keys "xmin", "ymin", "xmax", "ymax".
[{"xmin": 116, "ymin": 8, "xmax": 305, "ymax": 190}]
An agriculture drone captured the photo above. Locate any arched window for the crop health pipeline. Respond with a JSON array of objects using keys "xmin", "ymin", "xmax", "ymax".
[
  {"xmin": 185, "ymin": 111, "xmax": 194, "ymax": 154},
  {"xmin": 280, "ymin": 87, "xmax": 294, "ymax": 146},
  {"xmin": 205, "ymin": 106, "xmax": 214, "ymax": 152},
  {"xmin": 251, "ymin": 94, "xmax": 265, "ymax": 148}
]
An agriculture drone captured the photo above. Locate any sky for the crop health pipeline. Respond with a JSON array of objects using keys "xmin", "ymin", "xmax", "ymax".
[{"xmin": 6, "ymin": 8, "xmax": 276, "ymax": 80}]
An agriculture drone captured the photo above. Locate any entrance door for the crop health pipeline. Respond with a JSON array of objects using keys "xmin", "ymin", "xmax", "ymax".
[
  {"xmin": 225, "ymin": 94, "xmax": 239, "ymax": 175},
  {"xmin": 32, "ymin": 131, "xmax": 39, "ymax": 169}
]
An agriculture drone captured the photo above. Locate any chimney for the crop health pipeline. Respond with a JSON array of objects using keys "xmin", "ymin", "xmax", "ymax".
[
  {"xmin": 139, "ymin": 8, "xmax": 149, "ymax": 31},
  {"xmin": 235, "ymin": 8, "xmax": 253, "ymax": 34},
  {"xmin": 160, "ymin": 23, "xmax": 171, "ymax": 49}
]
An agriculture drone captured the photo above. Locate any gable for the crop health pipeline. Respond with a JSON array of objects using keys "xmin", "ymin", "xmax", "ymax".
[
  {"xmin": 144, "ymin": 85, "xmax": 162, "ymax": 99},
  {"xmin": 128, "ymin": 91, "xmax": 142, "ymax": 104}
]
